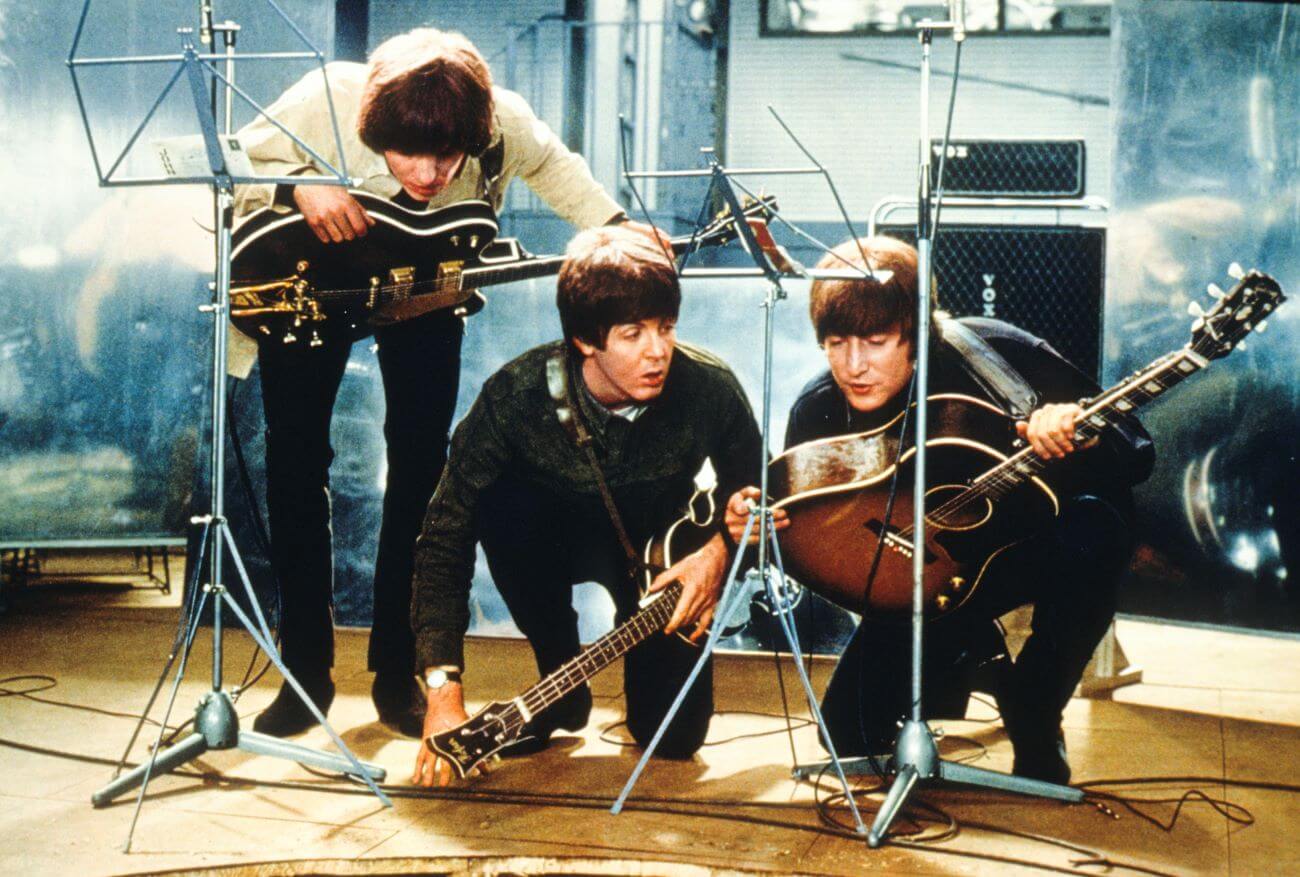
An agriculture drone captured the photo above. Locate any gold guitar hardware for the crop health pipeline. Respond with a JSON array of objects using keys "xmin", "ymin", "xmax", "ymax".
[
  {"xmin": 436, "ymin": 260, "xmax": 465, "ymax": 291},
  {"xmin": 230, "ymin": 259, "xmax": 313, "ymax": 318},
  {"xmin": 935, "ymin": 595, "xmax": 952, "ymax": 611},
  {"xmin": 950, "ymin": 576, "xmax": 966, "ymax": 592},
  {"xmin": 386, "ymin": 267, "xmax": 417, "ymax": 302}
]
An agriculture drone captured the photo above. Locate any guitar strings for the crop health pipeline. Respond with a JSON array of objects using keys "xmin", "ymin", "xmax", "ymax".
[{"xmin": 890, "ymin": 350, "xmax": 1198, "ymax": 541}]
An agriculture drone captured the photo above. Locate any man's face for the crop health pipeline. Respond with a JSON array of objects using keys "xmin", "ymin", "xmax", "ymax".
[
  {"xmin": 574, "ymin": 316, "xmax": 677, "ymax": 407},
  {"xmin": 383, "ymin": 150, "xmax": 466, "ymax": 201},
  {"xmin": 823, "ymin": 328, "xmax": 914, "ymax": 413}
]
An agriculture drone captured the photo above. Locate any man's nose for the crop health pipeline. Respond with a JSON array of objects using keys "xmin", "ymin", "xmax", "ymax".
[
  {"xmin": 415, "ymin": 157, "xmax": 450, "ymax": 187},
  {"xmin": 846, "ymin": 340, "xmax": 870, "ymax": 373}
]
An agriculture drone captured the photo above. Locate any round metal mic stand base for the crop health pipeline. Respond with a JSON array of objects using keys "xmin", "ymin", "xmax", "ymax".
[
  {"xmin": 91, "ymin": 686, "xmax": 386, "ymax": 809},
  {"xmin": 866, "ymin": 719, "xmax": 1082, "ymax": 847}
]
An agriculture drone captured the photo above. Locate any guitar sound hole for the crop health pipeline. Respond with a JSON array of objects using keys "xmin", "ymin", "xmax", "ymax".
[{"xmin": 926, "ymin": 484, "xmax": 992, "ymax": 531}]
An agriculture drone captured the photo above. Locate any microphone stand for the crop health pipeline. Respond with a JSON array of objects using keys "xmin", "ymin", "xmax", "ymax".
[{"xmin": 864, "ymin": 12, "xmax": 1084, "ymax": 849}]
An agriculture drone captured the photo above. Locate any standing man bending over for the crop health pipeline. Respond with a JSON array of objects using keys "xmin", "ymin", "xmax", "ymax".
[
  {"xmin": 234, "ymin": 28, "xmax": 664, "ymax": 738},
  {"xmin": 411, "ymin": 226, "xmax": 763, "ymax": 786}
]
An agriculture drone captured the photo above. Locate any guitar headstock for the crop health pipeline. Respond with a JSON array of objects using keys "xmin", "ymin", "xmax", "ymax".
[
  {"xmin": 673, "ymin": 194, "xmax": 780, "ymax": 254},
  {"xmin": 1187, "ymin": 264, "xmax": 1285, "ymax": 360},
  {"xmin": 425, "ymin": 700, "xmax": 518, "ymax": 780}
]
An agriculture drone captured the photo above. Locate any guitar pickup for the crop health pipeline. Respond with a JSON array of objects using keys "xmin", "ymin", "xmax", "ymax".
[{"xmin": 436, "ymin": 260, "xmax": 465, "ymax": 291}]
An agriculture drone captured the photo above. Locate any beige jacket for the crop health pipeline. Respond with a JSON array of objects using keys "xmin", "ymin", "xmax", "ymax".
[{"xmin": 228, "ymin": 61, "xmax": 623, "ymax": 376}]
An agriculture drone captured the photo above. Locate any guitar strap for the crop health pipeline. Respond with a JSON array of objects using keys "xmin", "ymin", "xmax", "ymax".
[
  {"xmin": 545, "ymin": 350, "xmax": 662, "ymax": 581},
  {"xmin": 934, "ymin": 314, "xmax": 1039, "ymax": 420},
  {"xmin": 476, "ymin": 140, "xmax": 506, "ymax": 201}
]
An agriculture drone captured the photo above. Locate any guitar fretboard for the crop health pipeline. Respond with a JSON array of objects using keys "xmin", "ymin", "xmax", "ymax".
[
  {"xmin": 500, "ymin": 581, "xmax": 685, "ymax": 731},
  {"xmin": 911, "ymin": 347, "xmax": 1206, "ymax": 535}
]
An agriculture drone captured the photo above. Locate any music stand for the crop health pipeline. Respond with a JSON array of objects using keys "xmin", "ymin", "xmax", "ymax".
[
  {"xmin": 608, "ymin": 151, "xmax": 910, "ymax": 835},
  {"xmin": 68, "ymin": 0, "xmax": 390, "ymax": 851}
]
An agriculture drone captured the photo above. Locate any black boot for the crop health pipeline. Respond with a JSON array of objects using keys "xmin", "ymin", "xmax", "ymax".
[
  {"xmin": 1012, "ymin": 730, "xmax": 1071, "ymax": 785},
  {"xmin": 252, "ymin": 673, "xmax": 334, "ymax": 737},
  {"xmin": 998, "ymin": 684, "xmax": 1071, "ymax": 785},
  {"xmin": 372, "ymin": 671, "xmax": 425, "ymax": 738}
]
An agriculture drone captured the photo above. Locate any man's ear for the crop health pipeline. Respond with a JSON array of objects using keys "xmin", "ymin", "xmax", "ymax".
[{"xmin": 572, "ymin": 337, "xmax": 598, "ymax": 358}]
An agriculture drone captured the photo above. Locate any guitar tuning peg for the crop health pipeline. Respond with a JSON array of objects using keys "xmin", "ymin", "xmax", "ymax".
[
  {"xmin": 1227, "ymin": 262, "xmax": 1245, "ymax": 280},
  {"xmin": 1256, "ymin": 320, "xmax": 1268, "ymax": 333},
  {"xmin": 282, "ymin": 332, "xmax": 297, "ymax": 344},
  {"xmin": 1187, "ymin": 300, "xmax": 1206, "ymax": 317},
  {"xmin": 1191, "ymin": 317, "xmax": 1205, "ymax": 333},
  {"xmin": 1207, "ymin": 283, "xmax": 1225, "ymax": 299},
  {"xmin": 1236, "ymin": 339, "xmax": 1248, "ymax": 351}
]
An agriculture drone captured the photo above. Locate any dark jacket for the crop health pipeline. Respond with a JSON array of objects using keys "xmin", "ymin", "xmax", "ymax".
[
  {"xmin": 786, "ymin": 317, "xmax": 1155, "ymax": 504},
  {"xmin": 410, "ymin": 340, "xmax": 764, "ymax": 670}
]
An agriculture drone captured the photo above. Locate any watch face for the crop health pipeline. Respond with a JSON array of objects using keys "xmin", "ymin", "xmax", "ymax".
[{"xmin": 426, "ymin": 670, "xmax": 449, "ymax": 688}]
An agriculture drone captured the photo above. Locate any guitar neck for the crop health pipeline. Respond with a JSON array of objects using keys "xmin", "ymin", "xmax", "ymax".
[
  {"xmin": 461, "ymin": 255, "xmax": 568, "ymax": 289},
  {"xmin": 362, "ymin": 221, "xmax": 756, "ymax": 308},
  {"xmin": 514, "ymin": 581, "xmax": 684, "ymax": 719},
  {"xmin": 970, "ymin": 346, "xmax": 1207, "ymax": 502}
]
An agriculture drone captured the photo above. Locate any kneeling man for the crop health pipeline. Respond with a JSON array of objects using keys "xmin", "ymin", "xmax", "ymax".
[{"xmin": 411, "ymin": 226, "xmax": 763, "ymax": 785}]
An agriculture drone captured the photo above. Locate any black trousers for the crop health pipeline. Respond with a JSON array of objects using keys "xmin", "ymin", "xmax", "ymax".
[
  {"xmin": 822, "ymin": 493, "xmax": 1134, "ymax": 755},
  {"xmin": 257, "ymin": 311, "xmax": 464, "ymax": 678},
  {"xmin": 477, "ymin": 477, "xmax": 714, "ymax": 758}
]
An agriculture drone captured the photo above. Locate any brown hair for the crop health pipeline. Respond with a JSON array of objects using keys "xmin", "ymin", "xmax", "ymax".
[
  {"xmin": 809, "ymin": 236, "xmax": 921, "ymax": 344},
  {"xmin": 358, "ymin": 28, "xmax": 494, "ymax": 157},
  {"xmin": 557, "ymin": 227, "xmax": 681, "ymax": 350}
]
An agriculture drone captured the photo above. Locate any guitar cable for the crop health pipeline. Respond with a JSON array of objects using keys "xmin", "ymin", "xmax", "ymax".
[
  {"xmin": 222, "ymin": 375, "xmax": 282, "ymax": 703},
  {"xmin": 847, "ymin": 369, "xmax": 919, "ymax": 780}
]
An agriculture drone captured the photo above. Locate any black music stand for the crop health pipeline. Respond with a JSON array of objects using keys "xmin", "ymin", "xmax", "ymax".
[
  {"xmin": 68, "ymin": 0, "xmax": 389, "ymax": 851},
  {"xmin": 609, "ymin": 151, "xmax": 900, "ymax": 835}
]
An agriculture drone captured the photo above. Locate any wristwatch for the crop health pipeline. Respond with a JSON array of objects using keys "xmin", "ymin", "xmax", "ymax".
[{"xmin": 423, "ymin": 667, "xmax": 462, "ymax": 690}]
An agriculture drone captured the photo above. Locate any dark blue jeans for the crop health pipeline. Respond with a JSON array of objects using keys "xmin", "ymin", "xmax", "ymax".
[
  {"xmin": 477, "ymin": 477, "xmax": 714, "ymax": 758},
  {"xmin": 257, "ymin": 311, "xmax": 464, "ymax": 679},
  {"xmin": 821, "ymin": 493, "xmax": 1134, "ymax": 755}
]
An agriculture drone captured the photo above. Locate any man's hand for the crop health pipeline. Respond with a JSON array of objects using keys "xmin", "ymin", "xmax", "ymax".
[
  {"xmin": 724, "ymin": 486, "xmax": 789, "ymax": 546},
  {"xmin": 293, "ymin": 185, "xmax": 375, "ymax": 244},
  {"xmin": 1016, "ymin": 403, "xmax": 1098, "ymax": 460},
  {"xmin": 411, "ymin": 683, "xmax": 470, "ymax": 788},
  {"xmin": 650, "ymin": 532, "xmax": 729, "ymax": 642},
  {"xmin": 620, "ymin": 219, "xmax": 674, "ymax": 253}
]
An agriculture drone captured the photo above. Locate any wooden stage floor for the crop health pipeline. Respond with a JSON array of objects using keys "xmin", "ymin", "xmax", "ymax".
[{"xmin": 2, "ymin": 555, "xmax": 1299, "ymax": 875}]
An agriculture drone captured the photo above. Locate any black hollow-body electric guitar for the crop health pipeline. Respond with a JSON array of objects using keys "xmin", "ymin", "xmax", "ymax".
[
  {"xmin": 230, "ymin": 191, "xmax": 775, "ymax": 345},
  {"xmin": 769, "ymin": 268, "xmax": 1284, "ymax": 619},
  {"xmin": 425, "ymin": 487, "xmax": 717, "ymax": 779}
]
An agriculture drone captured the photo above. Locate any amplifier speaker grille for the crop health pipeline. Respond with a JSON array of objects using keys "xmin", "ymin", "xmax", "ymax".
[
  {"xmin": 930, "ymin": 139, "xmax": 1086, "ymax": 198},
  {"xmin": 879, "ymin": 224, "xmax": 1105, "ymax": 379}
]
